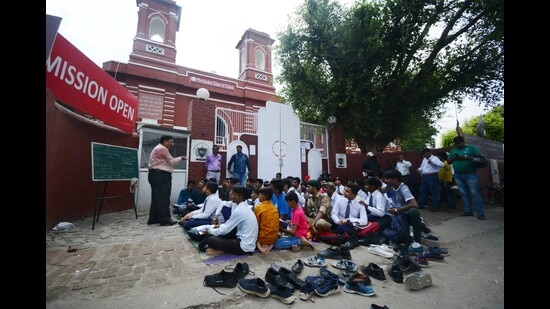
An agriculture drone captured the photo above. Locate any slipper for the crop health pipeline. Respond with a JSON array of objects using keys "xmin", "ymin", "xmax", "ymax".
[
  {"xmin": 331, "ymin": 259, "xmax": 357, "ymax": 271},
  {"xmin": 304, "ymin": 255, "xmax": 327, "ymax": 267}
]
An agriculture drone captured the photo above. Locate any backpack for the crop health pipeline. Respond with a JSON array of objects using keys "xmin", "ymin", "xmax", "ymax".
[
  {"xmin": 382, "ymin": 214, "xmax": 410, "ymax": 244},
  {"xmin": 314, "ymin": 230, "xmax": 349, "ymax": 245},
  {"xmin": 357, "ymin": 221, "xmax": 381, "ymax": 237}
]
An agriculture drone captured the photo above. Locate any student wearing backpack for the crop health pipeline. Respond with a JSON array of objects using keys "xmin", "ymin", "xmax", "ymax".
[{"xmin": 382, "ymin": 170, "xmax": 423, "ymax": 248}]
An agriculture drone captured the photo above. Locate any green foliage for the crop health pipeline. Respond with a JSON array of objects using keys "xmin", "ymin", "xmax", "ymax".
[
  {"xmin": 440, "ymin": 104, "xmax": 504, "ymax": 146},
  {"xmin": 276, "ymin": 0, "xmax": 504, "ymax": 152}
]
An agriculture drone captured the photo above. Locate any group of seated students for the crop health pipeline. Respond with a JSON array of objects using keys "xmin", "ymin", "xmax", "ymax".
[{"xmin": 175, "ymin": 169, "xmax": 423, "ymax": 256}]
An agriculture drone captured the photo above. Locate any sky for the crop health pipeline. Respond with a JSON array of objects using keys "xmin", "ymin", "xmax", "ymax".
[{"xmin": 46, "ymin": 0, "xmax": 492, "ymax": 147}]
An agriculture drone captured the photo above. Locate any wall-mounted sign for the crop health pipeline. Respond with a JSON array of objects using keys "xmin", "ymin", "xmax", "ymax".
[
  {"xmin": 191, "ymin": 139, "xmax": 213, "ymax": 162},
  {"xmin": 137, "ymin": 93, "xmax": 164, "ymax": 120},
  {"xmin": 46, "ymin": 34, "xmax": 138, "ymax": 134},
  {"xmin": 190, "ymin": 75, "xmax": 235, "ymax": 90},
  {"xmin": 336, "ymin": 153, "xmax": 347, "ymax": 168}
]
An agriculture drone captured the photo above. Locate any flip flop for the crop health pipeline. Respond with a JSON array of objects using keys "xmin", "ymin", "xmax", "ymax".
[
  {"xmin": 304, "ymin": 255, "xmax": 327, "ymax": 267},
  {"xmin": 331, "ymin": 259, "xmax": 357, "ymax": 271}
]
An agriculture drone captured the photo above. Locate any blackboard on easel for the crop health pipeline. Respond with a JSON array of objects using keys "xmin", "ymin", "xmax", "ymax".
[
  {"xmin": 91, "ymin": 142, "xmax": 138, "ymax": 181},
  {"xmin": 90, "ymin": 142, "xmax": 139, "ymax": 229}
]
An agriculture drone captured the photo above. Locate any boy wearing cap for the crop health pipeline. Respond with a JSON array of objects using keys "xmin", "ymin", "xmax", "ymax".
[{"xmin": 362, "ymin": 152, "xmax": 382, "ymax": 178}]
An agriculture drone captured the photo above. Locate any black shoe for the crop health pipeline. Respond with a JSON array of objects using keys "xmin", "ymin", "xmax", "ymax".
[
  {"xmin": 394, "ymin": 255, "xmax": 422, "ymax": 275},
  {"xmin": 341, "ymin": 232, "xmax": 360, "ymax": 250},
  {"xmin": 265, "ymin": 267, "xmax": 293, "ymax": 289},
  {"xmin": 203, "ymin": 269, "xmax": 238, "ymax": 288},
  {"xmin": 226, "ymin": 262, "xmax": 251, "ymax": 279},
  {"xmin": 279, "ymin": 267, "xmax": 306, "ymax": 289},
  {"xmin": 388, "ymin": 265, "xmax": 403, "ymax": 283},
  {"xmin": 291, "ymin": 259, "xmax": 304, "ymax": 274},
  {"xmin": 318, "ymin": 246, "xmax": 346, "ymax": 260},
  {"xmin": 459, "ymin": 212, "xmax": 474, "ymax": 217},
  {"xmin": 360, "ymin": 262, "xmax": 386, "ymax": 281},
  {"xmin": 159, "ymin": 220, "xmax": 178, "ymax": 226}
]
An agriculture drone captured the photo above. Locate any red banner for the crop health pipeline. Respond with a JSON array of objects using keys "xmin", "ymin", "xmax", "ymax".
[{"xmin": 46, "ymin": 34, "xmax": 137, "ymax": 134}]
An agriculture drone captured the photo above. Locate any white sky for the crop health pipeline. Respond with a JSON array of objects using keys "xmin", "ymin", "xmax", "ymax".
[{"xmin": 46, "ymin": 0, "xmax": 493, "ymax": 147}]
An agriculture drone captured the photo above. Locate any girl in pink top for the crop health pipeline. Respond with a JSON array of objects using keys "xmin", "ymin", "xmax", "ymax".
[{"xmin": 273, "ymin": 191, "xmax": 315, "ymax": 251}]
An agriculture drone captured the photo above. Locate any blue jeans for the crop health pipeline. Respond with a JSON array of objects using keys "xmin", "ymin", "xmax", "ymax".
[
  {"xmin": 418, "ymin": 173, "xmax": 441, "ymax": 210},
  {"xmin": 234, "ymin": 172, "xmax": 247, "ymax": 187},
  {"xmin": 453, "ymin": 172, "xmax": 484, "ymax": 216},
  {"xmin": 273, "ymin": 236, "xmax": 300, "ymax": 250}
]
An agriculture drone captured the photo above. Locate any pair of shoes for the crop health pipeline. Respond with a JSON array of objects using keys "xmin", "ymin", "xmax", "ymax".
[
  {"xmin": 459, "ymin": 212, "xmax": 474, "ymax": 217},
  {"xmin": 367, "ymin": 245, "xmax": 394, "ymax": 258},
  {"xmin": 226, "ymin": 262, "xmax": 252, "ymax": 279},
  {"xmin": 370, "ymin": 304, "xmax": 390, "ymax": 309},
  {"xmin": 343, "ymin": 280, "xmax": 375, "ymax": 296},
  {"xmin": 317, "ymin": 246, "xmax": 352, "ymax": 260},
  {"xmin": 159, "ymin": 220, "xmax": 178, "ymax": 226},
  {"xmin": 331, "ymin": 259, "xmax": 357, "ymax": 272},
  {"xmin": 265, "ymin": 267, "xmax": 294, "ymax": 289},
  {"xmin": 267, "ymin": 283, "xmax": 296, "ymax": 304},
  {"xmin": 360, "ymin": 263, "xmax": 386, "ymax": 281},
  {"xmin": 304, "ymin": 255, "xmax": 327, "ymax": 267},
  {"xmin": 414, "ymin": 255, "xmax": 429, "ymax": 267},
  {"xmin": 348, "ymin": 272, "xmax": 371, "ymax": 286},
  {"xmin": 407, "ymin": 243, "xmax": 424, "ymax": 256},
  {"xmin": 315, "ymin": 278, "xmax": 341, "ymax": 297},
  {"xmin": 388, "ymin": 265, "xmax": 403, "ymax": 283},
  {"xmin": 238, "ymin": 278, "xmax": 270, "ymax": 297},
  {"xmin": 203, "ymin": 269, "xmax": 239, "ymax": 288},
  {"xmin": 404, "ymin": 272, "xmax": 433, "ymax": 291},
  {"xmin": 319, "ymin": 266, "xmax": 346, "ymax": 285},
  {"xmin": 478, "ymin": 214, "xmax": 486, "ymax": 220},
  {"xmin": 422, "ymin": 252, "xmax": 445, "ymax": 262},
  {"xmin": 299, "ymin": 281, "xmax": 315, "ymax": 300},
  {"xmin": 279, "ymin": 267, "xmax": 306, "ymax": 289},
  {"xmin": 394, "ymin": 255, "xmax": 422, "ymax": 274},
  {"xmin": 427, "ymin": 246, "xmax": 449, "ymax": 256},
  {"xmin": 341, "ymin": 232, "xmax": 360, "ymax": 250},
  {"xmin": 292, "ymin": 259, "xmax": 304, "ymax": 274}
]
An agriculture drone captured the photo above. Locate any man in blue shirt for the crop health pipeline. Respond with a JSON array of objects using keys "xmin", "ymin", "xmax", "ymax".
[{"xmin": 227, "ymin": 145, "xmax": 252, "ymax": 186}]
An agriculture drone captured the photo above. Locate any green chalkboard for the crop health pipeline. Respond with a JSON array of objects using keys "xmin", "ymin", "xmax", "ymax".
[{"xmin": 91, "ymin": 142, "xmax": 139, "ymax": 181}]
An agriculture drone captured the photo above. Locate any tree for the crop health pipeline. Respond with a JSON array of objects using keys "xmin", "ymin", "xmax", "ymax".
[
  {"xmin": 440, "ymin": 104, "xmax": 504, "ymax": 146},
  {"xmin": 276, "ymin": 0, "xmax": 504, "ymax": 152}
]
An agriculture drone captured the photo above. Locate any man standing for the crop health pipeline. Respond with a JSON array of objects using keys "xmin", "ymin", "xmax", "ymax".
[
  {"xmin": 227, "ymin": 145, "xmax": 251, "ymax": 187},
  {"xmin": 395, "ymin": 154, "xmax": 412, "ymax": 187},
  {"xmin": 417, "ymin": 148, "xmax": 444, "ymax": 212},
  {"xmin": 147, "ymin": 135, "xmax": 187, "ymax": 226},
  {"xmin": 362, "ymin": 152, "xmax": 382, "ymax": 178},
  {"xmin": 448, "ymin": 136, "xmax": 485, "ymax": 220},
  {"xmin": 205, "ymin": 145, "xmax": 222, "ymax": 184}
]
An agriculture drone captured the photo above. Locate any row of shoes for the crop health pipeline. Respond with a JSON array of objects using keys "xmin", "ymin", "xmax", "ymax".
[{"xmin": 388, "ymin": 251, "xmax": 433, "ymax": 291}]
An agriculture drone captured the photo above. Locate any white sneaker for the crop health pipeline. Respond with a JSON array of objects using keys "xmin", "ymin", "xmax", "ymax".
[
  {"xmin": 367, "ymin": 246, "xmax": 394, "ymax": 258},
  {"xmin": 373, "ymin": 244, "xmax": 395, "ymax": 255}
]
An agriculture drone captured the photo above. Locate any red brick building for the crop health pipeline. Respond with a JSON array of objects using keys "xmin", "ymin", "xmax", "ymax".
[{"xmin": 46, "ymin": 0, "xmax": 350, "ymax": 228}]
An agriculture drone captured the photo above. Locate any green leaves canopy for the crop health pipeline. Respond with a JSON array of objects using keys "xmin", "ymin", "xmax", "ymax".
[{"xmin": 276, "ymin": 0, "xmax": 504, "ymax": 152}]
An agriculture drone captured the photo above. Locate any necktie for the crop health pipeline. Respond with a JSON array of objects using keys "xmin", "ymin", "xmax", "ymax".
[
  {"xmin": 369, "ymin": 194, "xmax": 373, "ymax": 207},
  {"xmin": 345, "ymin": 200, "xmax": 351, "ymax": 218},
  {"xmin": 201, "ymin": 198, "xmax": 207, "ymax": 213}
]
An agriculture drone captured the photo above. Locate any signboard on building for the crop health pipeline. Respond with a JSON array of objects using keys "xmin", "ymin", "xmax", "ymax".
[
  {"xmin": 464, "ymin": 134, "xmax": 504, "ymax": 161},
  {"xmin": 46, "ymin": 34, "xmax": 138, "ymax": 134}
]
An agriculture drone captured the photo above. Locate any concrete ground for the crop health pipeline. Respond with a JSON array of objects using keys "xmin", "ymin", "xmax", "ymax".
[{"xmin": 46, "ymin": 200, "xmax": 504, "ymax": 309}]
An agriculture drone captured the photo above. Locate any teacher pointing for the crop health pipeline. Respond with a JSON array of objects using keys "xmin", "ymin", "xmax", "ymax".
[{"xmin": 147, "ymin": 135, "xmax": 187, "ymax": 226}]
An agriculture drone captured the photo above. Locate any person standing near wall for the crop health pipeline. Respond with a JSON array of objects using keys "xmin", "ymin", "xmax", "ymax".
[
  {"xmin": 448, "ymin": 136, "xmax": 485, "ymax": 220},
  {"xmin": 395, "ymin": 154, "xmax": 412, "ymax": 187},
  {"xmin": 227, "ymin": 145, "xmax": 251, "ymax": 187},
  {"xmin": 205, "ymin": 145, "xmax": 222, "ymax": 184},
  {"xmin": 147, "ymin": 135, "xmax": 187, "ymax": 226}
]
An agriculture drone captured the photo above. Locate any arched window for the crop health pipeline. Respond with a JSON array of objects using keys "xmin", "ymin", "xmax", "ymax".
[
  {"xmin": 149, "ymin": 17, "xmax": 165, "ymax": 42},
  {"xmin": 254, "ymin": 49, "xmax": 265, "ymax": 70}
]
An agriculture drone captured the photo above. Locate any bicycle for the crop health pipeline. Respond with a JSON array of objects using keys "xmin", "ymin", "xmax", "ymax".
[{"xmin": 479, "ymin": 177, "xmax": 504, "ymax": 205}]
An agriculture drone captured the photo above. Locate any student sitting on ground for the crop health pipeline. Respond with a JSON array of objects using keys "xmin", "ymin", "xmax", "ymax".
[
  {"xmin": 273, "ymin": 191, "xmax": 315, "ymax": 252},
  {"xmin": 202, "ymin": 186, "xmax": 258, "ymax": 256},
  {"xmin": 253, "ymin": 187, "xmax": 280, "ymax": 255}
]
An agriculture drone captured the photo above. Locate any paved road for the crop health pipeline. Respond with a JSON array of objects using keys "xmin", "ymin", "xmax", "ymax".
[{"xmin": 46, "ymin": 202, "xmax": 504, "ymax": 309}]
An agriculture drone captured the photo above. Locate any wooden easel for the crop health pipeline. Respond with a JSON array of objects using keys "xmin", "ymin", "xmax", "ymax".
[{"xmin": 92, "ymin": 181, "xmax": 138, "ymax": 230}]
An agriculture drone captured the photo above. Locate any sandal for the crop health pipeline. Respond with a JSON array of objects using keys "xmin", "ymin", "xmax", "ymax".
[
  {"xmin": 304, "ymin": 255, "xmax": 327, "ymax": 267},
  {"xmin": 331, "ymin": 259, "xmax": 357, "ymax": 271}
]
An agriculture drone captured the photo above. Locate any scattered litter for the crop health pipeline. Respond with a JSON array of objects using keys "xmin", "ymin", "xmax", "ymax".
[{"xmin": 53, "ymin": 222, "xmax": 75, "ymax": 231}]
